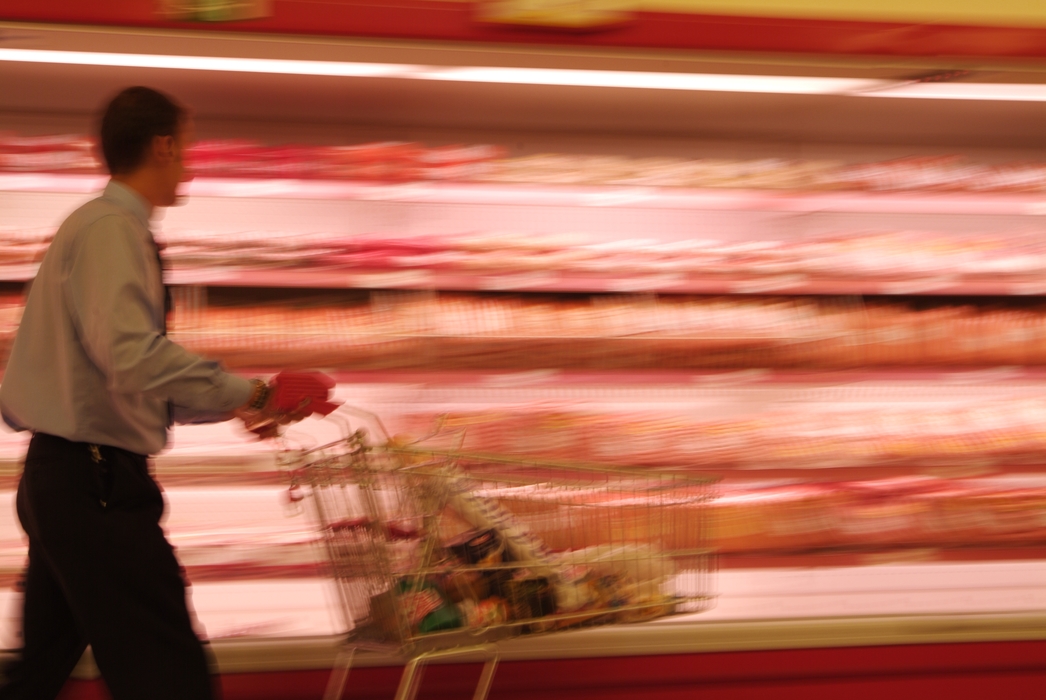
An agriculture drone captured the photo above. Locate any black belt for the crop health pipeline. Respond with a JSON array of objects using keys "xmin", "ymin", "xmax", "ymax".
[{"xmin": 31, "ymin": 432, "xmax": 147, "ymax": 462}]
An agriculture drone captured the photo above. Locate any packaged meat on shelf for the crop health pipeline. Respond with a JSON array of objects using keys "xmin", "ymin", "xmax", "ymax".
[
  {"xmin": 0, "ymin": 465, "xmax": 1041, "ymax": 587},
  {"xmin": 0, "ymin": 380, "xmax": 1041, "ymax": 580},
  {"xmin": 0, "ymin": 135, "xmax": 504, "ymax": 182},
  {"xmin": 8, "ymin": 227, "xmax": 1046, "ymax": 295},
  {"xmin": 0, "ymin": 134, "xmax": 99, "ymax": 174},
  {"xmin": 386, "ymin": 397, "xmax": 1046, "ymax": 471},
  {"xmin": 160, "ymin": 295, "xmax": 1046, "ymax": 370},
  {"xmin": 5, "ymin": 133, "xmax": 1046, "ymax": 192},
  {"xmin": 165, "ymin": 294, "xmax": 839, "ymax": 371},
  {"xmin": 186, "ymin": 141, "xmax": 506, "ymax": 181},
  {"xmin": 0, "ymin": 294, "xmax": 23, "ymax": 363},
  {"xmin": 0, "ymin": 229, "xmax": 51, "ymax": 269},
  {"xmin": 3, "ymin": 293, "xmax": 1046, "ymax": 370},
  {"xmin": 149, "ymin": 228, "xmax": 1046, "ymax": 297},
  {"xmin": 103, "ymin": 229, "xmax": 1046, "ymax": 282},
  {"xmin": 486, "ymin": 474, "xmax": 1046, "ymax": 555}
]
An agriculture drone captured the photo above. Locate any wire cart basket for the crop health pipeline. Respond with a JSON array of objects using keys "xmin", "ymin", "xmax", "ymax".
[{"xmin": 281, "ymin": 409, "xmax": 717, "ymax": 700}]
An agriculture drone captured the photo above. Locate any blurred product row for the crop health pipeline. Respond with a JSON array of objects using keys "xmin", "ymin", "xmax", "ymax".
[
  {"xmin": 167, "ymin": 473, "xmax": 1046, "ymax": 561},
  {"xmin": 0, "ymin": 471, "xmax": 1039, "ymax": 585},
  {"xmin": 393, "ymin": 400, "xmax": 1046, "ymax": 470},
  {"xmin": 4, "ymin": 228, "xmax": 1046, "ymax": 282},
  {"xmin": 5, "ymin": 133, "xmax": 1046, "ymax": 191},
  {"xmin": 3, "ymin": 293, "xmax": 1046, "ymax": 368}
]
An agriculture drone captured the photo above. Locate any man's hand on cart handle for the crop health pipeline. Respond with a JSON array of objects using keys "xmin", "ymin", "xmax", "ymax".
[{"xmin": 235, "ymin": 371, "xmax": 340, "ymax": 439}]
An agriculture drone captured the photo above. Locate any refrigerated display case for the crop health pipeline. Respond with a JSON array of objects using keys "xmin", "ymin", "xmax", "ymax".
[{"xmin": 1, "ymin": 17, "xmax": 1045, "ymax": 700}]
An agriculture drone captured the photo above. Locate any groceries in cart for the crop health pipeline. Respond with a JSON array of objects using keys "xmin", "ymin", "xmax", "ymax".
[
  {"xmin": 360, "ymin": 525, "xmax": 681, "ymax": 640},
  {"xmin": 292, "ymin": 424, "xmax": 714, "ymax": 644},
  {"xmin": 286, "ymin": 411, "xmax": 714, "ymax": 700}
]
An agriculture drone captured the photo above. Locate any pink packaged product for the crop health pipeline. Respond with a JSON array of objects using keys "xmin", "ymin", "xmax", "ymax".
[
  {"xmin": 417, "ymin": 145, "xmax": 506, "ymax": 181},
  {"xmin": 231, "ymin": 146, "xmax": 332, "ymax": 179},
  {"xmin": 484, "ymin": 472, "xmax": 1046, "ymax": 554},
  {"xmin": 325, "ymin": 142, "xmax": 426, "ymax": 181},
  {"xmin": 187, "ymin": 142, "xmax": 330, "ymax": 179},
  {"xmin": 823, "ymin": 156, "xmax": 1046, "ymax": 192},
  {"xmin": 0, "ymin": 134, "xmax": 100, "ymax": 173},
  {"xmin": 966, "ymin": 163, "xmax": 1046, "ymax": 192},
  {"xmin": 6, "ymin": 130, "xmax": 1046, "ymax": 193},
  {"xmin": 185, "ymin": 140, "xmax": 265, "ymax": 177},
  {"xmin": 315, "ymin": 235, "xmax": 448, "ymax": 269}
]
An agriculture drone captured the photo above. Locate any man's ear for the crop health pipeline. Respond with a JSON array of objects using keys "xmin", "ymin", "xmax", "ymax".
[{"xmin": 152, "ymin": 134, "xmax": 176, "ymax": 166}]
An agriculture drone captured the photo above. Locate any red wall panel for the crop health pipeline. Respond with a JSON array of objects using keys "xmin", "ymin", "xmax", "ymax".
[{"xmin": 5, "ymin": 1, "xmax": 1046, "ymax": 58}]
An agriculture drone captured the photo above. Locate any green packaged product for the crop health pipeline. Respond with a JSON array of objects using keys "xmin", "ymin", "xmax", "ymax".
[{"xmin": 397, "ymin": 579, "xmax": 463, "ymax": 634}]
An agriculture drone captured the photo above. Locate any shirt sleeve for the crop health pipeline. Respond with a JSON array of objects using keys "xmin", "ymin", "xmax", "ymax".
[
  {"xmin": 170, "ymin": 403, "xmax": 234, "ymax": 425},
  {"xmin": 65, "ymin": 215, "xmax": 253, "ymax": 413}
]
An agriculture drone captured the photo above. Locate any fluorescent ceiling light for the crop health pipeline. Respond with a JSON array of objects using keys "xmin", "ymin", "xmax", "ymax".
[
  {"xmin": 2, "ymin": 48, "xmax": 1045, "ymax": 101},
  {"xmin": 0, "ymin": 47, "xmax": 881, "ymax": 94},
  {"xmin": 420, "ymin": 67, "xmax": 877, "ymax": 94},
  {"xmin": 863, "ymin": 81, "xmax": 1046, "ymax": 102},
  {"xmin": 0, "ymin": 48, "xmax": 415, "ymax": 77}
]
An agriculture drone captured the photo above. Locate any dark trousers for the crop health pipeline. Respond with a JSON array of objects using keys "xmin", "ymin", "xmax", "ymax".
[{"xmin": 0, "ymin": 433, "xmax": 218, "ymax": 699}]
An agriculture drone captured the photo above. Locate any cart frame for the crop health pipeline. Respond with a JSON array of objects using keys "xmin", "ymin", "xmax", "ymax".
[{"xmin": 282, "ymin": 409, "xmax": 716, "ymax": 700}]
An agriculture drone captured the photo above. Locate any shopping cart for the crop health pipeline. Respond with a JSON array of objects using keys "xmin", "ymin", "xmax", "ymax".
[{"xmin": 280, "ymin": 408, "xmax": 717, "ymax": 700}]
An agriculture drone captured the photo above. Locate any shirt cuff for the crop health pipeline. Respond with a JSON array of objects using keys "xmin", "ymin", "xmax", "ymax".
[{"xmin": 218, "ymin": 374, "xmax": 255, "ymax": 412}]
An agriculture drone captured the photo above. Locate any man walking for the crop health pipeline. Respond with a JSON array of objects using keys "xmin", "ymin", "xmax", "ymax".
[{"xmin": 0, "ymin": 86, "xmax": 285, "ymax": 699}]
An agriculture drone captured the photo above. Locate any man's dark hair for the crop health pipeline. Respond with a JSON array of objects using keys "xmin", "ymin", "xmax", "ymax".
[{"xmin": 99, "ymin": 86, "xmax": 187, "ymax": 175}]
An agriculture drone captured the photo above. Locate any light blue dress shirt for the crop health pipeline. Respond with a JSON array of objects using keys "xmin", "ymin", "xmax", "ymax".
[{"xmin": 0, "ymin": 181, "xmax": 252, "ymax": 455}]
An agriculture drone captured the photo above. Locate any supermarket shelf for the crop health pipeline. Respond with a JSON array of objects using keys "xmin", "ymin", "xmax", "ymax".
[
  {"xmin": 5, "ymin": 366, "xmax": 1046, "ymax": 388},
  {"xmin": 242, "ymin": 367, "xmax": 1046, "ymax": 386},
  {"xmin": 0, "ymin": 266, "xmax": 35, "ymax": 284},
  {"xmin": 52, "ymin": 619, "xmax": 1046, "ymax": 688},
  {"xmin": 6, "ymin": 456, "xmax": 1046, "ymax": 488},
  {"xmin": 31, "ymin": 560, "xmax": 1046, "ymax": 678},
  {"xmin": 0, "ymin": 560, "xmax": 1042, "ymax": 657},
  {"xmin": 0, "ymin": 564, "xmax": 323, "ymax": 590},
  {"xmin": 0, "ymin": 173, "xmax": 106, "ymax": 194},
  {"xmin": 47, "ymin": 635, "xmax": 1046, "ymax": 700},
  {"xmin": 48, "ymin": 634, "xmax": 1046, "ymax": 699},
  {"xmin": 160, "ymin": 268, "xmax": 1046, "ymax": 296},
  {"xmin": 2, "ymin": 547, "xmax": 1045, "ymax": 590},
  {"xmin": 6, "ymin": 264, "xmax": 1046, "ymax": 296},
  {"xmin": 721, "ymin": 546, "xmax": 1046, "ymax": 569},
  {"xmin": 9, "ymin": 454, "xmax": 1046, "ymax": 489},
  {"xmin": 5, "ymin": 173, "xmax": 1046, "ymax": 215}
]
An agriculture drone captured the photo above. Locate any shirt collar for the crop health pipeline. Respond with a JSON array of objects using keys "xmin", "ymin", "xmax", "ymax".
[{"xmin": 104, "ymin": 180, "xmax": 154, "ymax": 226}]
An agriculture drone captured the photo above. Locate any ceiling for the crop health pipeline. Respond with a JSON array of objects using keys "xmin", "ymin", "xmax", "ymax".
[{"xmin": 2, "ymin": 22, "xmax": 1046, "ymax": 151}]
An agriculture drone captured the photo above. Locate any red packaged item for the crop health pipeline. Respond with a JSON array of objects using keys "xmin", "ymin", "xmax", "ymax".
[
  {"xmin": 326, "ymin": 142, "xmax": 425, "ymax": 181},
  {"xmin": 418, "ymin": 144, "xmax": 506, "ymax": 181},
  {"xmin": 269, "ymin": 371, "xmax": 340, "ymax": 417},
  {"xmin": 0, "ymin": 134, "xmax": 100, "ymax": 173},
  {"xmin": 185, "ymin": 140, "xmax": 263, "ymax": 177},
  {"xmin": 233, "ymin": 145, "xmax": 330, "ymax": 179}
]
